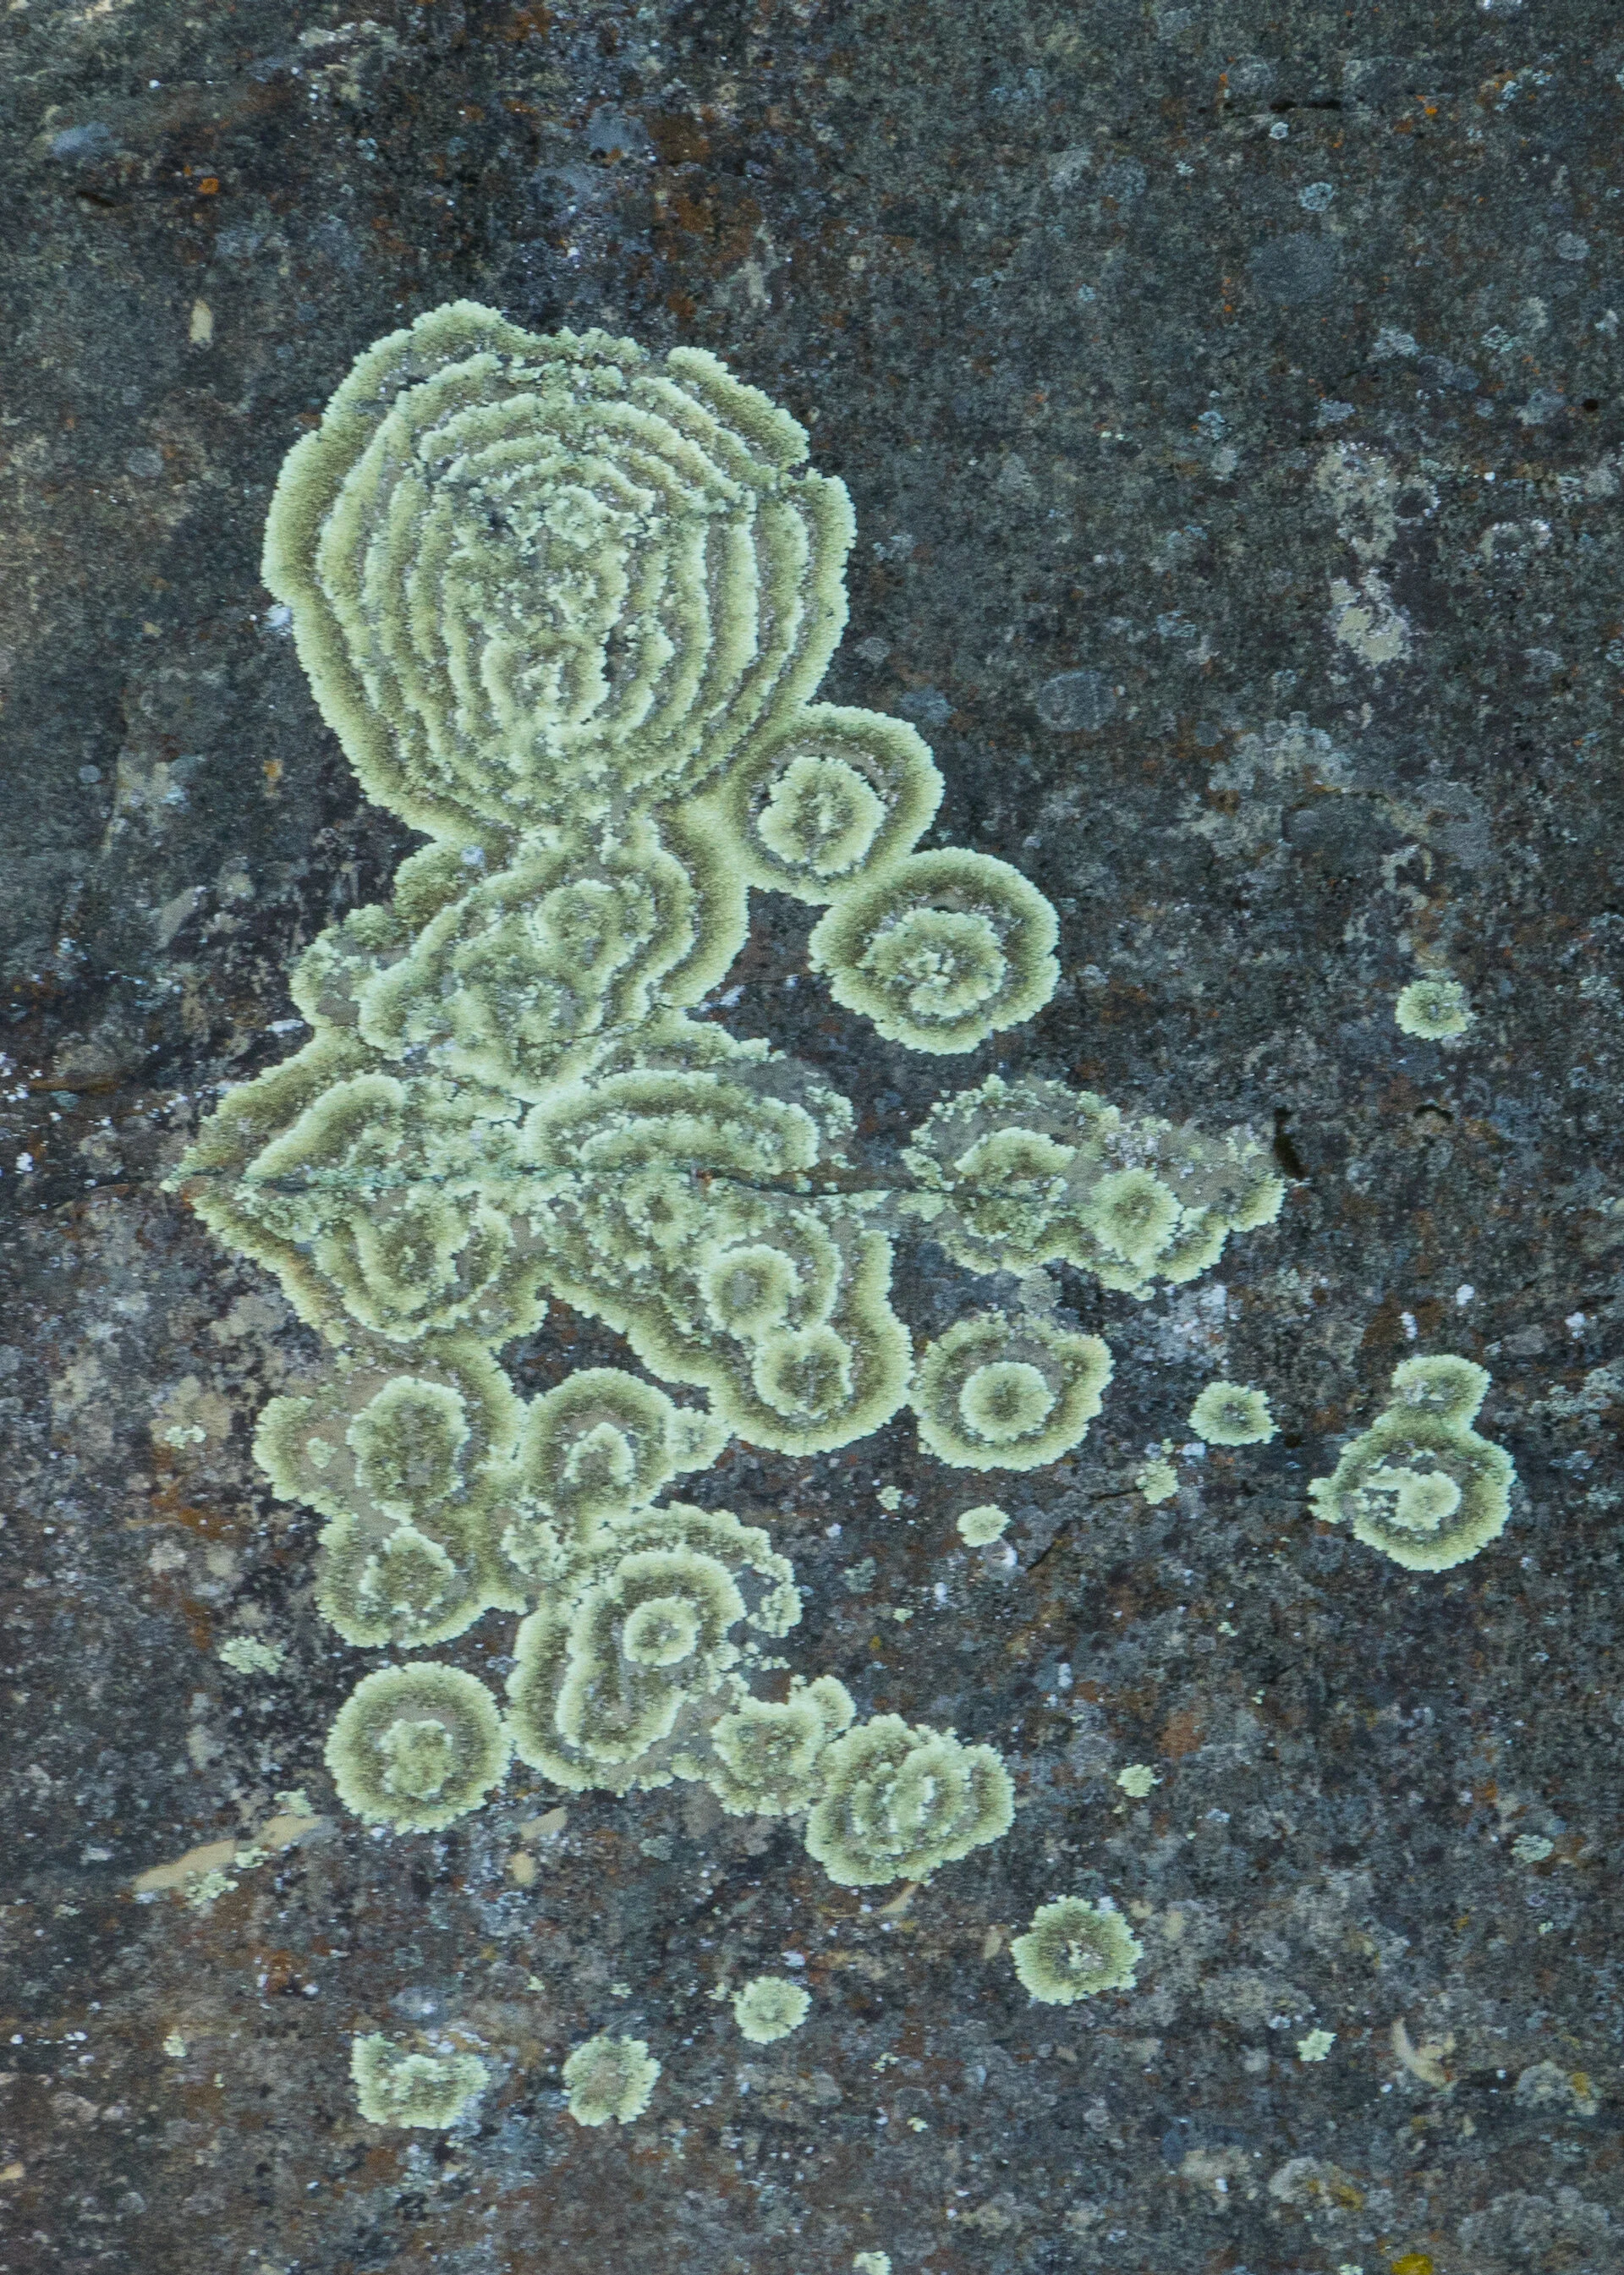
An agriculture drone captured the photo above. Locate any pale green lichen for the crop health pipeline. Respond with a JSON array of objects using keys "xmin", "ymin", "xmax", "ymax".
[
  {"xmin": 351, "ymin": 2032, "xmax": 488, "ymax": 2127},
  {"xmin": 703, "ymin": 705, "xmax": 942, "ymax": 900},
  {"xmin": 1135, "ymin": 1453, "xmax": 1179, "ymax": 1505},
  {"xmin": 900, "ymin": 1074, "xmax": 1283, "ymax": 1297},
  {"xmin": 506, "ymin": 1508, "xmax": 798, "ymax": 1796},
  {"xmin": 1395, "ymin": 976, "xmax": 1473, "ymax": 1041},
  {"xmin": 732, "ymin": 1974, "xmax": 812, "ymax": 2044},
  {"xmin": 1009, "ymin": 1897, "xmax": 1144, "ymax": 2004},
  {"xmin": 1115, "ymin": 1763, "xmax": 1159, "ymax": 1798},
  {"xmin": 168, "ymin": 306, "xmax": 1279, "ymax": 1906},
  {"xmin": 804, "ymin": 1714, "xmax": 1014, "ymax": 1887},
  {"xmin": 325, "ymin": 1662, "xmax": 510, "ymax": 1831},
  {"xmin": 955, "ymin": 1503, "xmax": 1010, "ymax": 1546},
  {"xmin": 1298, "ymin": 2028, "xmax": 1336, "ymax": 2063},
  {"xmin": 1188, "ymin": 1380, "xmax": 1277, "ymax": 1448},
  {"xmin": 1309, "ymin": 1355, "xmax": 1513, "ymax": 1570},
  {"xmin": 705, "ymin": 1676, "xmax": 854, "ymax": 1816},
  {"xmin": 218, "ymin": 1635, "xmax": 286, "ymax": 1675},
  {"xmin": 807, "ymin": 850, "xmax": 1060, "ymax": 1053},
  {"xmin": 562, "ymin": 2032, "xmax": 660, "ymax": 2126},
  {"xmin": 853, "ymin": 2255, "xmax": 892, "ymax": 2275},
  {"xmin": 912, "ymin": 1311, "xmax": 1112, "ymax": 1470}
]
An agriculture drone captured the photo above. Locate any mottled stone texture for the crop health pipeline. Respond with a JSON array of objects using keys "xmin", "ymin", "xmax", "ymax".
[{"xmin": 3, "ymin": 3, "xmax": 1621, "ymax": 2272}]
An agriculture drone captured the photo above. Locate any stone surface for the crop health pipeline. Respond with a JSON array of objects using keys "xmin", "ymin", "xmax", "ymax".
[{"xmin": 3, "ymin": 3, "xmax": 1621, "ymax": 2272}]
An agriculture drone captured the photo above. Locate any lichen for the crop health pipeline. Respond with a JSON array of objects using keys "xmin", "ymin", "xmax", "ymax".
[
  {"xmin": 1298, "ymin": 2028, "xmax": 1336, "ymax": 2063},
  {"xmin": 807, "ymin": 850, "xmax": 1060, "ymax": 1053},
  {"xmin": 170, "ymin": 306, "xmax": 1281, "ymax": 1915},
  {"xmin": 900, "ymin": 1074, "xmax": 1283, "ymax": 1296},
  {"xmin": 955, "ymin": 1503, "xmax": 1010, "ymax": 1546},
  {"xmin": 1188, "ymin": 1380, "xmax": 1277, "ymax": 1448},
  {"xmin": 1115, "ymin": 1763, "xmax": 1159, "ymax": 1798},
  {"xmin": 1009, "ymin": 1896, "xmax": 1144, "ymax": 2003},
  {"xmin": 217, "ymin": 1635, "xmax": 286, "ymax": 1675},
  {"xmin": 1309, "ymin": 1354, "xmax": 1513, "ymax": 1570},
  {"xmin": 506, "ymin": 1508, "xmax": 798, "ymax": 1795},
  {"xmin": 704, "ymin": 1676, "xmax": 854, "ymax": 1816},
  {"xmin": 351, "ymin": 2033, "xmax": 488, "ymax": 2127},
  {"xmin": 325, "ymin": 1662, "xmax": 510, "ymax": 1831},
  {"xmin": 804, "ymin": 1714, "xmax": 1014, "ymax": 1887},
  {"xmin": 1135, "ymin": 1453, "xmax": 1178, "ymax": 1505},
  {"xmin": 912, "ymin": 1311, "xmax": 1112, "ymax": 1470},
  {"xmin": 1395, "ymin": 976, "xmax": 1473, "ymax": 1041},
  {"xmin": 562, "ymin": 2032, "xmax": 661, "ymax": 2126},
  {"xmin": 732, "ymin": 1974, "xmax": 812, "ymax": 2044}
]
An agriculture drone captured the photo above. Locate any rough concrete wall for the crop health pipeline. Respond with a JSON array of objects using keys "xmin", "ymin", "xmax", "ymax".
[{"xmin": 2, "ymin": 3, "xmax": 1620, "ymax": 2272}]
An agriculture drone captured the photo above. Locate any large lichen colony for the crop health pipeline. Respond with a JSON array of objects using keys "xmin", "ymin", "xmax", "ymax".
[{"xmin": 167, "ymin": 305, "xmax": 1515, "ymax": 2128}]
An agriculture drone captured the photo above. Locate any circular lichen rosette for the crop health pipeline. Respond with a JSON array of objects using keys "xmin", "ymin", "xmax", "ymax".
[
  {"xmin": 1394, "ymin": 976, "xmax": 1473, "ymax": 1041},
  {"xmin": 804, "ymin": 1714, "xmax": 1015, "ymax": 1888},
  {"xmin": 700, "ymin": 703, "xmax": 943, "ymax": 901},
  {"xmin": 1188, "ymin": 1380, "xmax": 1276, "ymax": 1448},
  {"xmin": 256, "ymin": 1344, "xmax": 527, "ymax": 1646},
  {"xmin": 1308, "ymin": 1408, "xmax": 1513, "ymax": 1572},
  {"xmin": 354, "ymin": 821, "xmax": 705, "ymax": 1098},
  {"xmin": 1386, "ymin": 1353, "xmax": 1490, "ymax": 1428},
  {"xmin": 255, "ymin": 1342, "xmax": 521, "ymax": 1531},
  {"xmin": 325, "ymin": 1662, "xmax": 511, "ymax": 1832},
  {"xmin": 809, "ymin": 849, "xmax": 1060, "ymax": 1053},
  {"xmin": 261, "ymin": 302, "xmax": 855, "ymax": 845},
  {"xmin": 1009, "ymin": 1897, "xmax": 1143, "ymax": 2005},
  {"xmin": 562, "ymin": 2034, "xmax": 661, "ymax": 2127},
  {"xmin": 506, "ymin": 1507, "xmax": 799, "ymax": 1794},
  {"xmin": 911, "ymin": 1310, "xmax": 1113, "ymax": 1471},
  {"xmin": 703, "ymin": 1674, "xmax": 856, "ymax": 1816}
]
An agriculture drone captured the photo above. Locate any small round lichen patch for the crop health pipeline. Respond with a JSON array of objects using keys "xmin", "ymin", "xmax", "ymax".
[
  {"xmin": 853, "ymin": 2256, "xmax": 892, "ymax": 2275},
  {"xmin": 325, "ymin": 1662, "xmax": 509, "ymax": 1832},
  {"xmin": 562, "ymin": 2033, "xmax": 661, "ymax": 2126},
  {"xmin": 1395, "ymin": 976, "xmax": 1473, "ymax": 1041},
  {"xmin": 956, "ymin": 1503, "xmax": 1010, "ymax": 1546},
  {"xmin": 351, "ymin": 2033, "xmax": 488, "ymax": 2127},
  {"xmin": 1188, "ymin": 1380, "xmax": 1276, "ymax": 1447},
  {"xmin": 1009, "ymin": 1896, "xmax": 1143, "ymax": 2004},
  {"xmin": 732, "ymin": 1974, "xmax": 811, "ymax": 2045},
  {"xmin": 1297, "ymin": 2028, "xmax": 1336, "ymax": 2063},
  {"xmin": 1115, "ymin": 1763, "xmax": 1159, "ymax": 1798},
  {"xmin": 1135, "ymin": 1454, "xmax": 1178, "ymax": 1505}
]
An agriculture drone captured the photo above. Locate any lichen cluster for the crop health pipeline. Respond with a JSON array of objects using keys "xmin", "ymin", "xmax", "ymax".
[
  {"xmin": 173, "ymin": 307, "xmax": 1283, "ymax": 1917},
  {"xmin": 1309, "ymin": 1354, "xmax": 1514, "ymax": 1570}
]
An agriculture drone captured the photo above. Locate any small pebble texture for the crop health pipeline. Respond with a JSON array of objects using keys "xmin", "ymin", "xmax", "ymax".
[{"xmin": 3, "ymin": 4, "xmax": 1621, "ymax": 2272}]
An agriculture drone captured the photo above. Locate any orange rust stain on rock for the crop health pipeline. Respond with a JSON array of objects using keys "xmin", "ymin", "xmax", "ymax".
[{"xmin": 1158, "ymin": 1705, "xmax": 1205, "ymax": 1759}]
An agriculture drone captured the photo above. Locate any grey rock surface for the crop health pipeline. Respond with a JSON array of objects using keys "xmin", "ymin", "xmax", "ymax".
[{"xmin": 3, "ymin": 3, "xmax": 1621, "ymax": 2272}]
